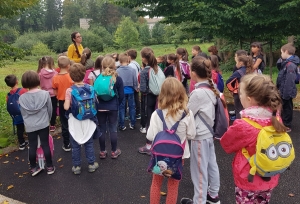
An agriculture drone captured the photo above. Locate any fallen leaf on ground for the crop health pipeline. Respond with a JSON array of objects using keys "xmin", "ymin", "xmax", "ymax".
[
  {"xmin": 3, "ymin": 200, "xmax": 9, "ymax": 204},
  {"xmin": 14, "ymin": 173, "xmax": 18, "ymax": 175},
  {"xmin": 15, "ymin": 157, "xmax": 19, "ymax": 160},
  {"xmin": 3, "ymin": 161, "xmax": 9, "ymax": 164},
  {"xmin": 288, "ymin": 193, "xmax": 295, "ymax": 197},
  {"xmin": 57, "ymin": 137, "xmax": 61, "ymax": 139},
  {"xmin": 11, "ymin": 162, "xmax": 14, "ymax": 164},
  {"xmin": 59, "ymin": 165, "xmax": 64, "ymax": 168},
  {"xmin": 0, "ymin": 184, "xmax": 2, "ymax": 186},
  {"xmin": 22, "ymin": 159, "xmax": 24, "ymax": 162},
  {"xmin": 23, "ymin": 172, "xmax": 29, "ymax": 175},
  {"xmin": 19, "ymin": 175, "xmax": 23, "ymax": 178},
  {"xmin": 7, "ymin": 185, "xmax": 14, "ymax": 190},
  {"xmin": 57, "ymin": 158, "xmax": 62, "ymax": 162},
  {"xmin": 5, "ymin": 154, "xmax": 8, "ymax": 157},
  {"xmin": 140, "ymin": 196, "xmax": 145, "ymax": 198},
  {"xmin": 160, "ymin": 192, "xmax": 167, "ymax": 196}
]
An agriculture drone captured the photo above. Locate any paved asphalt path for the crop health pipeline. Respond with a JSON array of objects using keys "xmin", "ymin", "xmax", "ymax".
[{"xmin": 0, "ymin": 109, "xmax": 299, "ymax": 204}]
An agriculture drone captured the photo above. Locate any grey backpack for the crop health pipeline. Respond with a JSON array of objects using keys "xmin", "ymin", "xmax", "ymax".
[{"xmin": 196, "ymin": 83, "xmax": 228, "ymax": 139}]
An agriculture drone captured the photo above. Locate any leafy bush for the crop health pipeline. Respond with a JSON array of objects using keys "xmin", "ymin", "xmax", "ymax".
[
  {"xmin": 31, "ymin": 42, "xmax": 55, "ymax": 56},
  {"xmin": 52, "ymin": 27, "xmax": 73, "ymax": 53},
  {"xmin": 89, "ymin": 26, "xmax": 113, "ymax": 49},
  {"xmin": 12, "ymin": 32, "xmax": 40, "ymax": 53}
]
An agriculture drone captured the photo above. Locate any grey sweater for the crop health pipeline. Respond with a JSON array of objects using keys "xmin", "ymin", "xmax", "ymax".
[
  {"xmin": 117, "ymin": 65, "xmax": 138, "ymax": 90},
  {"xmin": 19, "ymin": 89, "xmax": 52, "ymax": 133},
  {"xmin": 187, "ymin": 81, "xmax": 216, "ymax": 140}
]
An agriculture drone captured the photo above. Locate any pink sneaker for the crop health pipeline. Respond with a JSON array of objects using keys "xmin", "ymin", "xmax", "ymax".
[
  {"xmin": 50, "ymin": 126, "xmax": 56, "ymax": 132},
  {"xmin": 99, "ymin": 151, "xmax": 107, "ymax": 159},
  {"xmin": 111, "ymin": 149, "xmax": 121, "ymax": 159}
]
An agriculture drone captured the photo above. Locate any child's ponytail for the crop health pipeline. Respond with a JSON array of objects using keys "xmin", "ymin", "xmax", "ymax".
[{"xmin": 141, "ymin": 47, "xmax": 158, "ymax": 74}]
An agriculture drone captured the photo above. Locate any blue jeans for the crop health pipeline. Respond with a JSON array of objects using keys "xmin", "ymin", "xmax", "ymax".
[
  {"xmin": 70, "ymin": 136, "xmax": 95, "ymax": 166},
  {"xmin": 119, "ymin": 93, "xmax": 136, "ymax": 127}
]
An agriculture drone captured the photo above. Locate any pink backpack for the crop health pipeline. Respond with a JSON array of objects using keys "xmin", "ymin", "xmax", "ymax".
[
  {"xmin": 36, "ymin": 135, "xmax": 54, "ymax": 169},
  {"xmin": 180, "ymin": 61, "xmax": 191, "ymax": 79},
  {"xmin": 83, "ymin": 68, "xmax": 94, "ymax": 84}
]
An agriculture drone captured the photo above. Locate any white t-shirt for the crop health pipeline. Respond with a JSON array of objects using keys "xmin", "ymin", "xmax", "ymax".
[{"xmin": 88, "ymin": 70, "xmax": 101, "ymax": 82}]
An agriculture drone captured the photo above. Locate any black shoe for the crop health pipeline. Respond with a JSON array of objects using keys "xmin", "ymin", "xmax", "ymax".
[
  {"xmin": 62, "ymin": 144, "xmax": 71, "ymax": 152},
  {"xmin": 207, "ymin": 193, "xmax": 220, "ymax": 204},
  {"xmin": 19, "ymin": 141, "xmax": 29, "ymax": 150},
  {"xmin": 180, "ymin": 198, "xmax": 193, "ymax": 204},
  {"xmin": 119, "ymin": 126, "xmax": 126, "ymax": 131}
]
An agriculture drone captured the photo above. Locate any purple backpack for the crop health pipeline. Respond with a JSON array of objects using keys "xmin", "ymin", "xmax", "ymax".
[
  {"xmin": 147, "ymin": 109, "xmax": 186, "ymax": 180},
  {"xmin": 180, "ymin": 61, "xmax": 191, "ymax": 79}
]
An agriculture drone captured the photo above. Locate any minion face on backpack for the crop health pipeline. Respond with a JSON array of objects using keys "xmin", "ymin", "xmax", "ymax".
[{"xmin": 242, "ymin": 118, "xmax": 295, "ymax": 182}]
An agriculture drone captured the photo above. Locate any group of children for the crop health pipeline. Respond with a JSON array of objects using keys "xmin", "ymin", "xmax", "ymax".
[{"xmin": 4, "ymin": 40, "xmax": 299, "ymax": 204}]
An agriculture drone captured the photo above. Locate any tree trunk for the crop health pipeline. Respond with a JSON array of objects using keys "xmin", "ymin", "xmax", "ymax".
[{"xmin": 269, "ymin": 41, "xmax": 273, "ymax": 79}]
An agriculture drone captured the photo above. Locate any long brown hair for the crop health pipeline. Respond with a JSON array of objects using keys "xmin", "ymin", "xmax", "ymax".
[
  {"xmin": 141, "ymin": 47, "xmax": 158, "ymax": 74},
  {"xmin": 37, "ymin": 56, "xmax": 54, "ymax": 73},
  {"xmin": 176, "ymin": 48, "xmax": 189, "ymax": 62},
  {"xmin": 158, "ymin": 77, "xmax": 188, "ymax": 119},
  {"xmin": 238, "ymin": 55, "xmax": 253, "ymax": 74},
  {"xmin": 71, "ymin": 32, "xmax": 81, "ymax": 58},
  {"xmin": 167, "ymin": 53, "xmax": 182, "ymax": 81},
  {"xmin": 240, "ymin": 74, "xmax": 287, "ymax": 132},
  {"xmin": 209, "ymin": 55, "xmax": 220, "ymax": 73},
  {"xmin": 80, "ymin": 47, "xmax": 91, "ymax": 65},
  {"xmin": 191, "ymin": 56, "xmax": 226, "ymax": 107}
]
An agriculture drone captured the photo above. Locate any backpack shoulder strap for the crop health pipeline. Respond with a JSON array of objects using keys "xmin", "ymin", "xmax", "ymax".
[
  {"xmin": 92, "ymin": 71, "xmax": 97, "ymax": 77},
  {"xmin": 170, "ymin": 111, "xmax": 187, "ymax": 131},
  {"xmin": 156, "ymin": 109, "xmax": 168, "ymax": 130},
  {"xmin": 237, "ymin": 69, "xmax": 245, "ymax": 77},
  {"xmin": 15, "ymin": 88, "xmax": 22, "ymax": 95},
  {"xmin": 242, "ymin": 118, "xmax": 262, "ymax": 129},
  {"xmin": 197, "ymin": 113, "xmax": 214, "ymax": 135}
]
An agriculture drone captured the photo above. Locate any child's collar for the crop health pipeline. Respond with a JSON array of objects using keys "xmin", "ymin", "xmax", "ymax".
[{"xmin": 240, "ymin": 106, "xmax": 273, "ymax": 124}]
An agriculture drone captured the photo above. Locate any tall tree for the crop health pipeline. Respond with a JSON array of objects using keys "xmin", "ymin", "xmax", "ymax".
[
  {"xmin": 138, "ymin": 23, "xmax": 151, "ymax": 45},
  {"xmin": 114, "ymin": 16, "xmax": 139, "ymax": 49},
  {"xmin": 151, "ymin": 23, "xmax": 165, "ymax": 44},
  {"xmin": 0, "ymin": 0, "xmax": 39, "ymax": 18},
  {"xmin": 62, "ymin": 0, "xmax": 85, "ymax": 28},
  {"xmin": 45, "ymin": 0, "xmax": 62, "ymax": 30}
]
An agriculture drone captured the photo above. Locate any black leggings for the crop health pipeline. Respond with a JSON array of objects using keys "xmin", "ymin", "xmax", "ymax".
[
  {"xmin": 50, "ymin": 97, "xmax": 57, "ymax": 126},
  {"xmin": 28, "ymin": 126, "xmax": 53, "ymax": 168}
]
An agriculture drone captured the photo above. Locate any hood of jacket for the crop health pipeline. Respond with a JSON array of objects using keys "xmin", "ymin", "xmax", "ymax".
[
  {"xmin": 39, "ymin": 68, "xmax": 57, "ymax": 79},
  {"xmin": 19, "ymin": 90, "xmax": 49, "ymax": 115},
  {"xmin": 277, "ymin": 55, "xmax": 300, "ymax": 70}
]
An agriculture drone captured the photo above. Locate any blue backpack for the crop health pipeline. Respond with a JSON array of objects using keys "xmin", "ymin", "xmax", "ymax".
[
  {"xmin": 216, "ymin": 72, "xmax": 224, "ymax": 93},
  {"xmin": 147, "ymin": 109, "xmax": 186, "ymax": 180},
  {"xmin": 70, "ymin": 84, "xmax": 98, "ymax": 120},
  {"xmin": 7, "ymin": 88, "xmax": 24, "ymax": 125},
  {"xmin": 93, "ymin": 74, "xmax": 116, "ymax": 101}
]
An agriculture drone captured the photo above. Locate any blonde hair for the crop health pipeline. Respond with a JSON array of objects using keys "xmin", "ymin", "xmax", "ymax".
[
  {"xmin": 241, "ymin": 74, "xmax": 287, "ymax": 132},
  {"xmin": 101, "ymin": 56, "xmax": 117, "ymax": 82},
  {"xmin": 158, "ymin": 77, "xmax": 189, "ymax": 119}
]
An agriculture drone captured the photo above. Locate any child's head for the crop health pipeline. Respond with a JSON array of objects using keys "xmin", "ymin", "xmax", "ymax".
[
  {"xmin": 94, "ymin": 55, "xmax": 104, "ymax": 70},
  {"xmin": 192, "ymin": 45, "xmax": 201, "ymax": 57},
  {"xmin": 251, "ymin": 42, "xmax": 263, "ymax": 55},
  {"xmin": 69, "ymin": 63, "xmax": 85, "ymax": 83},
  {"xmin": 158, "ymin": 77, "xmax": 188, "ymax": 119},
  {"xmin": 167, "ymin": 53, "xmax": 177, "ymax": 64},
  {"xmin": 237, "ymin": 55, "xmax": 253, "ymax": 74},
  {"xmin": 240, "ymin": 74, "xmax": 286, "ymax": 132},
  {"xmin": 21, "ymin": 70, "xmax": 40, "ymax": 89},
  {"xmin": 141, "ymin": 47, "xmax": 158, "ymax": 73},
  {"xmin": 176, "ymin": 48, "xmax": 188, "ymax": 61},
  {"xmin": 281, "ymin": 43, "xmax": 295, "ymax": 59},
  {"xmin": 119, "ymin": 53, "xmax": 129, "ymax": 65},
  {"xmin": 112, "ymin": 53, "xmax": 119, "ymax": 62},
  {"xmin": 80, "ymin": 47, "xmax": 91, "ymax": 65},
  {"xmin": 209, "ymin": 55, "xmax": 220, "ymax": 72},
  {"xmin": 234, "ymin": 50, "xmax": 248, "ymax": 64},
  {"xmin": 127, "ymin": 49, "xmax": 137, "ymax": 60},
  {"xmin": 5, "ymin": 75, "xmax": 18, "ymax": 88},
  {"xmin": 37, "ymin": 56, "xmax": 55, "ymax": 73},
  {"xmin": 102, "ymin": 56, "xmax": 117, "ymax": 81},
  {"xmin": 58, "ymin": 56, "xmax": 71, "ymax": 69},
  {"xmin": 208, "ymin": 46, "xmax": 218, "ymax": 55}
]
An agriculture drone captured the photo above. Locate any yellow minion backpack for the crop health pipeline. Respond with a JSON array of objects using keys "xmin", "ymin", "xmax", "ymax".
[{"xmin": 242, "ymin": 118, "xmax": 295, "ymax": 182}]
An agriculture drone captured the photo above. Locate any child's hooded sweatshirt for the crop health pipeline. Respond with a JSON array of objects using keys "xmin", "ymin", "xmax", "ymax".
[{"xmin": 39, "ymin": 68, "xmax": 57, "ymax": 97}]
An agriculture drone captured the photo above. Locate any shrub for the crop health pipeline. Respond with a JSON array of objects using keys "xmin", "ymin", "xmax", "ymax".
[
  {"xmin": 12, "ymin": 32, "xmax": 40, "ymax": 53},
  {"xmin": 31, "ymin": 42, "xmax": 55, "ymax": 56}
]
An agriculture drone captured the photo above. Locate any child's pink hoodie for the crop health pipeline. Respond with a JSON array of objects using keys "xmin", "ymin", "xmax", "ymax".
[{"xmin": 39, "ymin": 68, "xmax": 58, "ymax": 97}]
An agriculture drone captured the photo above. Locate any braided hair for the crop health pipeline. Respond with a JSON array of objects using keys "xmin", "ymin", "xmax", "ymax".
[
  {"xmin": 71, "ymin": 32, "xmax": 81, "ymax": 58},
  {"xmin": 191, "ymin": 56, "xmax": 226, "ymax": 107}
]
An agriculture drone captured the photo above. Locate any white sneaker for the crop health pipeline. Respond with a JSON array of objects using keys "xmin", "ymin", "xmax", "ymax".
[{"xmin": 139, "ymin": 127, "xmax": 147, "ymax": 133}]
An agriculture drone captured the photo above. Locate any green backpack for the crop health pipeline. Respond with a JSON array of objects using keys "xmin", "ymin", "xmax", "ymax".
[{"xmin": 94, "ymin": 74, "xmax": 115, "ymax": 101}]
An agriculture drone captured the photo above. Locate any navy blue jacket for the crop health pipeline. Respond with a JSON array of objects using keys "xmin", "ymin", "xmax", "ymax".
[
  {"xmin": 276, "ymin": 55, "xmax": 299, "ymax": 100},
  {"xmin": 97, "ymin": 76, "xmax": 124, "ymax": 111},
  {"xmin": 226, "ymin": 66, "xmax": 247, "ymax": 85}
]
